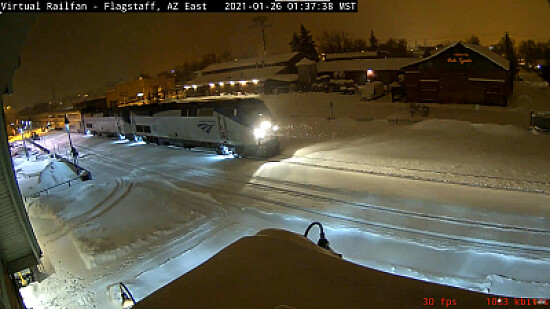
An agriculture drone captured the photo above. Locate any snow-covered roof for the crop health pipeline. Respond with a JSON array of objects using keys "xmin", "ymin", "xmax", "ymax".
[
  {"xmin": 201, "ymin": 52, "xmax": 300, "ymax": 74},
  {"xmin": 296, "ymin": 58, "xmax": 316, "ymax": 66},
  {"xmin": 317, "ymin": 58, "xmax": 418, "ymax": 73},
  {"xmin": 267, "ymin": 74, "xmax": 299, "ymax": 82},
  {"xmin": 188, "ymin": 66, "xmax": 287, "ymax": 86},
  {"xmin": 403, "ymin": 42, "xmax": 510, "ymax": 70},
  {"xmin": 324, "ymin": 51, "xmax": 378, "ymax": 61},
  {"xmin": 462, "ymin": 43, "xmax": 510, "ymax": 70}
]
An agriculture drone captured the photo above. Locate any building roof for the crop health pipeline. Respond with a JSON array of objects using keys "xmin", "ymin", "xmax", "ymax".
[
  {"xmin": 296, "ymin": 58, "xmax": 317, "ymax": 66},
  {"xmin": 323, "ymin": 51, "xmax": 378, "ymax": 61},
  {"xmin": 317, "ymin": 58, "xmax": 419, "ymax": 73},
  {"xmin": 403, "ymin": 42, "xmax": 510, "ymax": 70},
  {"xmin": 201, "ymin": 52, "xmax": 300, "ymax": 74},
  {"xmin": 189, "ymin": 66, "xmax": 288, "ymax": 86}
]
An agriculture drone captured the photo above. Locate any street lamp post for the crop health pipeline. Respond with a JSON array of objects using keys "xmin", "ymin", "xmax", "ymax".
[
  {"xmin": 20, "ymin": 123, "xmax": 29, "ymax": 160},
  {"xmin": 64, "ymin": 115, "xmax": 78, "ymax": 165}
]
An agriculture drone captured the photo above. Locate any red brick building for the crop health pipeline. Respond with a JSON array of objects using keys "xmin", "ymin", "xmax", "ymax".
[{"xmin": 402, "ymin": 42, "xmax": 512, "ymax": 106}]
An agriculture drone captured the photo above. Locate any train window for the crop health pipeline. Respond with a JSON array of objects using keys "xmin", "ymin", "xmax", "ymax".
[
  {"xmin": 136, "ymin": 125, "xmax": 143, "ymax": 133},
  {"xmin": 143, "ymin": 125, "xmax": 151, "ymax": 133},
  {"xmin": 86, "ymin": 123, "xmax": 93, "ymax": 128},
  {"xmin": 197, "ymin": 108, "xmax": 214, "ymax": 117}
]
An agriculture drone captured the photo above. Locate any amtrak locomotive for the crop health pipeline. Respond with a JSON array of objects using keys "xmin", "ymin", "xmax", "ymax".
[{"xmin": 82, "ymin": 97, "xmax": 280, "ymax": 157}]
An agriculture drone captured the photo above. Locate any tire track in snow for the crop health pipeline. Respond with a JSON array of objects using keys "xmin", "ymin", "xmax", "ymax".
[
  {"xmin": 41, "ymin": 180, "xmax": 135, "ymax": 243},
  {"xmin": 79, "ymin": 145, "xmax": 550, "ymax": 261}
]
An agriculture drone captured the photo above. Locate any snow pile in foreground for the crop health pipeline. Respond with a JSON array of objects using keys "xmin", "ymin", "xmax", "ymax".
[
  {"xmin": 27, "ymin": 177, "xmax": 225, "ymax": 269},
  {"xmin": 20, "ymin": 267, "xmax": 95, "ymax": 309}
]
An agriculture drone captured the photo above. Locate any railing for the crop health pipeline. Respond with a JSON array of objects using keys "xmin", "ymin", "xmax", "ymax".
[
  {"xmin": 22, "ymin": 139, "xmax": 92, "ymax": 201},
  {"xmin": 24, "ymin": 176, "xmax": 81, "ymax": 201}
]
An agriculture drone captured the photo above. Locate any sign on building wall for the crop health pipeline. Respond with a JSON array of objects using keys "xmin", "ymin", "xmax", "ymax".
[{"xmin": 447, "ymin": 53, "xmax": 473, "ymax": 65}]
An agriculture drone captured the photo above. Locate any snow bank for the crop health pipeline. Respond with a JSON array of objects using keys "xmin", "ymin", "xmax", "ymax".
[
  {"xmin": 410, "ymin": 119, "xmax": 478, "ymax": 134},
  {"xmin": 29, "ymin": 176, "xmax": 225, "ymax": 269},
  {"xmin": 508, "ymin": 79, "xmax": 550, "ymax": 111},
  {"xmin": 276, "ymin": 117, "xmax": 550, "ymax": 193},
  {"xmin": 20, "ymin": 267, "xmax": 95, "ymax": 309},
  {"xmin": 14, "ymin": 157, "xmax": 79, "ymax": 197},
  {"xmin": 38, "ymin": 161, "xmax": 78, "ymax": 188}
]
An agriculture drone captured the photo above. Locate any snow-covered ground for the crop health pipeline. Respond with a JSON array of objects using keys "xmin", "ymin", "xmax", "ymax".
[{"xmin": 15, "ymin": 78, "xmax": 550, "ymax": 308}]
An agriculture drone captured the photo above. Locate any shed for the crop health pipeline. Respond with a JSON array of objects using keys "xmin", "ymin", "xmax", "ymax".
[
  {"xmin": 317, "ymin": 58, "xmax": 417, "ymax": 85},
  {"xmin": 401, "ymin": 42, "xmax": 512, "ymax": 106},
  {"xmin": 296, "ymin": 58, "xmax": 317, "ymax": 90}
]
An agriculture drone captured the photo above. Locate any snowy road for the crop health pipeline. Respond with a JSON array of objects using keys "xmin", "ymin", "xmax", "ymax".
[{"xmin": 18, "ymin": 130, "xmax": 550, "ymax": 308}]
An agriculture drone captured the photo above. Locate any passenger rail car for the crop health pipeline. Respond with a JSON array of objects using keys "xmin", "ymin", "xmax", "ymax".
[{"xmin": 82, "ymin": 98, "xmax": 279, "ymax": 157}]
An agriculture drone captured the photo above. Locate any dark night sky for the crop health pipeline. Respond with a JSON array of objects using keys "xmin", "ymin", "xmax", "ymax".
[{"xmin": 2, "ymin": 0, "xmax": 549, "ymax": 110}]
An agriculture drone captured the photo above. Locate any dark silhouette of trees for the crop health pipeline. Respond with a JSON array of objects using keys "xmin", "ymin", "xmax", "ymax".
[
  {"xmin": 289, "ymin": 24, "xmax": 318, "ymax": 61},
  {"xmin": 317, "ymin": 30, "xmax": 368, "ymax": 53},
  {"xmin": 160, "ymin": 51, "xmax": 234, "ymax": 83},
  {"xmin": 465, "ymin": 35, "xmax": 481, "ymax": 45},
  {"xmin": 379, "ymin": 38, "xmax": 410, "ymax": 57},
  {"xmin": 369, "ymin": 29, "xmax": 378, "ymax": 51}
]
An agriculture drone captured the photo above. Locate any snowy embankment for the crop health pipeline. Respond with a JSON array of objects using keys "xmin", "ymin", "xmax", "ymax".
[
  {"xmin": 14, "ymin": 155, "xmax": 78, "ymax": 195},
  {"xmin": 26, "ymin": 176, "xmax": 224, "ymax": 269}
]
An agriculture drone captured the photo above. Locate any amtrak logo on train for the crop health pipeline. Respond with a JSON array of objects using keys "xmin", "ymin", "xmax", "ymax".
[{"xmin": 197, "ymin": 123, "xmax": 215, "ymax": 134}]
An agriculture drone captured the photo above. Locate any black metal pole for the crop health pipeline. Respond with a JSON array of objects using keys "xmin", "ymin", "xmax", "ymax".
[
  {"xmin": 64, "ymin": 115, "xmax": 75, "ymax": 163},
  {"xmin": 21, "ymin": 127, "xmax": 29, "ymax": 160}
]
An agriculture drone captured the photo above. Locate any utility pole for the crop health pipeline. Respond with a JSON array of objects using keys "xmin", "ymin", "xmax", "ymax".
[
  {"xmin": 505, "ymin": 32, "xmax": 516, "ymax": 92},
  {"xmin": 252, "ymin": 16, "xmax": 271, "ymax": 56}
]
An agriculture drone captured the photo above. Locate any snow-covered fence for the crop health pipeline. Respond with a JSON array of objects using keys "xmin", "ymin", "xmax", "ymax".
[{"xmin": 24, "ymin": 176, "xmax": 82, "ymax": 201}]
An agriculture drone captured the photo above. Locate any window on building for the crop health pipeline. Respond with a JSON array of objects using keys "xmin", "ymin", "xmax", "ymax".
[{"xmin": 197, "ymin": 108, "xmax": 214, "ymax": 117}]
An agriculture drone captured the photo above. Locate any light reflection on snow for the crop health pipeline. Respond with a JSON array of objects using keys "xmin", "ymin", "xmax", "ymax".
[{"xmin": 127, "ymin": 141, "xmax": 147, "ymax": 147}]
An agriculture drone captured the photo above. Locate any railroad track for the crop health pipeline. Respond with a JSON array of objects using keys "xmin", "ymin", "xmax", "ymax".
[
  {"xmin": 275, "ymin": 157, "xmax": 550, "ymax": 195},
  {"xmin": 74, "ymin": 142, "xmax": 550, "ymax": 261}
]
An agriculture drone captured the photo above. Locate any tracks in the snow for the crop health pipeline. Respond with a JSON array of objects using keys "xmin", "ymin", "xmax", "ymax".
[
  {"xmin": 76, "ymin": 143, "xmax": 550, "ymax": 260},
  {"xmin": 40, "ymin": 179, "xmax": 135, "ymax": 243},
  {"xmin": 273, "ymin": 157, "xmax": 550, "ymax": 195}
]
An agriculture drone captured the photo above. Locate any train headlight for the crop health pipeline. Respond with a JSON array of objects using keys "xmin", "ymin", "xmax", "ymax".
[
  {"xmin": 260, "ymin": 121, "xmax": 272, "ymax": 130},
  {"xmin": 272, "ymin": 125, "xmax": 279, "ymax": 132},
  {"xmin": 253, "ymin": 128, "xmax": 266, "ymax": 139}
]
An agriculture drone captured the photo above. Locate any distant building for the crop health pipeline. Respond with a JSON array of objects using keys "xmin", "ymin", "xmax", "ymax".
[
  {"xmin": 401, "ymin": 42, "xmax": 512, "ymax": 106},
  {"xmin": 317, "ymin": 58, "xmax": 418, "ymax": 85},
  {"xmin": 321, "ymin": 51, "xmax": 380, "ymax": 62},
  {"xmin": 73, "ymin": 97, "xmax": 107, "ymax": 111},
  {"xmin": 187, "ymin": 52, "xmax": 303, "ymax": 95},
  {"xmin": 106, "ymin": 76, "xmax": 176, "ymax": 108},
  {"xmin": 296, "ymin": 58, "xmax": 317, "ymax": 90},
  {"xmin": 17, "ymin": 108, "xmax": 82, "ymax": 132}
]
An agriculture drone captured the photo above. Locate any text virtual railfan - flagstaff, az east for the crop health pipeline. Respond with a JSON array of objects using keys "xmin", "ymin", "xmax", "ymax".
[{"xmin": 0, "ymin": 1, "xmax": 208, "ymax": 12}]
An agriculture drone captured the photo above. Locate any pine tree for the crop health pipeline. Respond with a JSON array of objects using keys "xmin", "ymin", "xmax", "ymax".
[
  {"xmin": 289, "ymin": 24, "xmax": 318, "ymax": 61},
  {"xmin": 369, "ymin": 29, "xmax": 378, "ymax": 51}
]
